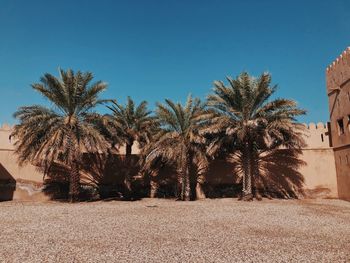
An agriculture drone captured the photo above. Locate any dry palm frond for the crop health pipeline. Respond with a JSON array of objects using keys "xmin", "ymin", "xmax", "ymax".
[
  {"xmin": 207, "ymin": 72, "xmax": 306, "ymax": 199},
  {"xmin": 12, "ymin": 69, "xmax": 109, "ymax": 201},
  {"xmin": 141, "ymin": 94, "xmax": 211, "ymax": 200}
]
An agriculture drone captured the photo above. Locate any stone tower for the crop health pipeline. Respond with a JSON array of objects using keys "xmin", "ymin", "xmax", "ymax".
[{"xmin": 326, "ymin": 47, "xmax": 350, "ymax": 200}]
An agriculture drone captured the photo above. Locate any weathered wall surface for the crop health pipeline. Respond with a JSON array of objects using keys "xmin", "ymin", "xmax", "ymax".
[
  {"xmin": 0, "ymin": 127, "xmax": 43, "ymax": 183},
  {"xmin": 326, "ymin": 46, "xmax": 350, "ymax": 201},
  {"xmin": 302, "ymin": 122, "xmax": 331, "ymax": 149},
  {"xmin": 299, "ymin": 123, "xmax": 338, "ymax": 198},
  {"xmin": 333, "ymin": 148, "xmax": 350, "ymax": 200},
  {"xmin": 0, "ymin": 125, "xmax": 48, "ymax": 201},
  {"xmin": 0, "ymin": 122, "xmax": 339, "ymax": 200},
  {"xmin": 300, "ymin": 149, "xmax": 337, "ymax": 198}
]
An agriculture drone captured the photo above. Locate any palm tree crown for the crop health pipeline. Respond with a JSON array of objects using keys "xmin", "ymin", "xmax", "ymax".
[
  {"xmin": 143, "ymin": 95, "xmax": 210, "ymax": 200},
  {"xmin": 105, "ymin": 97, "xmax": 156, "ymax": 153},
  {"xmin": 12, "ymin": 69, "xmax": 109, "ymax": 201},
  {"xmin": 103, "ymin": 97, "xmax": 156, "ymax": 198},
  {"xmin": 207, "ymin": 72, "xmax": 306, "ymax": 200}
]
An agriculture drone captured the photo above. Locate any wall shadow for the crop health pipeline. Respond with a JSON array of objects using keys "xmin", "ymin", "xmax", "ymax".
[
  {"xmin": 42, "ymin": 153, "xmax": 145, "ymax": 201},
  {"xmin": 0, "ymin": 163, "xmax": 16, "ymax": 201},
  {"xmin": 149, "ymin": 165, "xmax": 178, "ymax": 198},
  {"xmin": 41, "ymin": 162, "xmax": 69, "ymax": 200},
  {"xmin": 259, "ymin": 149, "xmax": 306, "ymax": 198},
  {"xmin": 204, "ymin": 159, "xmax": 241, "ymax": 198},
  {"xmin": 202, "ymin": 149, "xmax": 306, "ymax": 199},
  {"xmin": 41, "ymin": 148, "xmax": 306, "ymax": 201},
  {"xmin": 81, "ymin": 153, "xmax": 143, "ymax": 200}
]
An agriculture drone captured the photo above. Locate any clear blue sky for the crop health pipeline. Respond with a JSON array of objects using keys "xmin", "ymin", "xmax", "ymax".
[{"xmin": 0, "ymin": 0, "xmax": 349, "ymax": 124}]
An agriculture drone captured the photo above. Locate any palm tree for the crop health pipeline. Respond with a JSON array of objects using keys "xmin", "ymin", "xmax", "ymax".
[
  {"xmin": 207, "ymin": 72, "xmax": 305, "ymax": 200},
  {"xmin": 12, "ymin": 69, "xmax": 109, "ymax": 202},
  {"xmin": 143, "ymin": 95, "xmax": 210, "ymax": 201},
  {"xmin": 104, "ymin": 97, "xmax": 156, "ymax": 198}
]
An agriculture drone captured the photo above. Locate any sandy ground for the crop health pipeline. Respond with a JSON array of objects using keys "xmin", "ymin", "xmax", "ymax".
[{"xmin": 0, "ymin": 198, "xmax": 349, "ymax": 263}]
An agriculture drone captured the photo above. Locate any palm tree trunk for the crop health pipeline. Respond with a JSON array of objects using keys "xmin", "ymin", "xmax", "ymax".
[
  {"xmin": 196, "ymin": 165, "xmax": 207, "ymax": 200},
  {"xmin": 69, "ymin": 161, "xmax": 80, "ymax": 202},
  {"xmin": 241, "ymin": 166, "xmax": 246, "ymax": 199},
  {"xmin": 174, "ymin": 149, "xmax": 193, "ymax": 201},
  {"xmin": 242, "ymin": 146, "xmax": 249, "ymax": 196},
  {"xmin": 180, "ymin": 172, "xmax": 185, "ymax": 200},
  {"xmin": 183, "ymin": 154, "xmax": 191, "ymax": 201},
  {"xmin": 123, "ymin": 142, "xmax": 133, "ymax": 199},
  {"xmin": 251, "ymin": 152, "xmax": 262, "ymax": 200},
  {"xmin": 126, "ymin": 142, "xmax": 132, "ymax": 156},
  {"xmin": 242, "ymin": 143, "xmax": 253, "ymax": 201},
  {"xmin": 149, "ymin": 172, "xmax": 158, "ymax": 198},
  {"xmin": 195, "ymin": 182, "xmax": 206, "ymax": 200},
  {"xmin": 178, "ymin": 152, "xmax": 185, "ymax": 201},
  {"xmin": 178, "ymin": 152, "xmax": 191, "ymax": 201},
  {"xmin": 184, "ymin": 167, "xmax": 191, "ymax": 201},
  {"xmin": 175, "ymin": 172, "xmax": 181, "ymax": 200},
  {"xmin": 150, "ymin": 181, "xmax": 158, "ymax": 198}
]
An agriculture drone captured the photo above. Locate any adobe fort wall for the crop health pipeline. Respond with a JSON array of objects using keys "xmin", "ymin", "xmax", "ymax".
[
  {"xmin": 301, "ymin": 122, "xmax": 331, "ymax": 149},
  {"xmin": 326, "ymin": 47, "xmax": 350, "ymax": 93},
  {"xmin": 0, "ymin": 124, "xmax": 48, "ymax": 201},
  {"xmin": 299, "ymin": 122, "xmax": 337, "ymax": 198},
  {"xmin": 326, "ymin": 47, "xmax": 350, "ymax": 201},
  {"xmin": 0, "ymin": 122, "xmax": 338, "ymax": 200}
]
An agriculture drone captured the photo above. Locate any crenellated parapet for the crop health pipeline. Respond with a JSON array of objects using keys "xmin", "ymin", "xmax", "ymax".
[
  {"xmin": 326, "ymin": 47, "xmax": 350, "ymax": 94},
  {"xmin": 0, "ymin": 123, "xmax": 13, "ymax": 131},
  {"xmin": 302, "ymin": 122, "xmax": 327, "ymax": 130},
  {"xmin": 0, "ymin": 124, "xmax": 14, "ymax": 150},
  {"xmin": 302, "ymin": 122, "xmax": 331, "ymax": 149}
]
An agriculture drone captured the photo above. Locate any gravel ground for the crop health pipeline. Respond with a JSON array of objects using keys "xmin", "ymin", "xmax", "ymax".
[{"xmin": 0, "ymin": 198, "xmax": 349, "ymax": 263}]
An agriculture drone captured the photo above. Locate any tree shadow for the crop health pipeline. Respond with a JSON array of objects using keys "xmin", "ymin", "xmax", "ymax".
[
  {"xmin": 42, "ymin": 153, "xmax": 144, "ymax": 201},
  {"xmin": 80, "ymin": 153, "xmax": 123, "ymax": 199},
  {"xmin": 142, "ymin": 159, "xmax": 178, "ymax": 199},
  {"xmin": 203, "ymin": 149, "xmax": 305, "ymax": 199},
  {"xmin": 146, "ymin": 161, "xmax": 211, "ymax": 200},
  {"xmin": 145, "ymin": 158, "xmax": 241, "ymax": 199},
  {"xmin": 40, "ymin": 148, "xmax": 306, "ymax": 201},
  {"xmin": 85, "ymin": 153, "xmax": 144, "ymax": 200},
  {"xmin": 258, "ymin": 148, "xmax": 306, "ymax": 198},
  {"xmin": 41, "ymin": 162, "xmax": 69, "ymax": 201},
  {"xmin": 204, "ymin": 159, "xmax": 241, "ymax": 198},
  {"xmin": 0, "ymin": 163, "xmax": 16, "ymax": 201}
]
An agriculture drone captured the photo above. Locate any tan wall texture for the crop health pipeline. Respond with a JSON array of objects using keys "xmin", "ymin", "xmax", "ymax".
[
  {"xmin": 0, "ymin": 125, "xmax": 48, "ymax": 201},
  {"xmin": 298, "ymin": 123, "xmax": 337, "ymax": 198},
  {"xmin": 334, "ymin": 148, "xmax": 350, "ymax": 200},
  {"xmin": 0, "ymin": 122, "xmax": 339, "ymax": 200},
  {"xmin": 326, "ymin": 46, "xmax": 350, "ymax": 201},
  {"xmin": 0, "ymin": 126, "xmax": 43, "ymax": 183},
  {"xmin": 300, "ymin": 149, "xmax": 337, "ymax": 198},
  {"xmin": 302, "ymin": 122, "xmax": 331, "ymax": 149}
]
